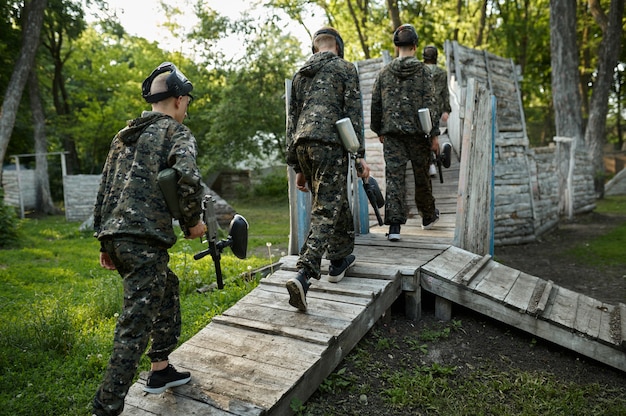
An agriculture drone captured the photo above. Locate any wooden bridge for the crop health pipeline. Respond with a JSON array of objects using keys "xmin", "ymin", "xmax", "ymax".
[
  {"xmin": 120, "ymin": 141, "xmax": 625, "ymax": 415},
  {"xmin": 120, "ymin": 43, "xmax": 624, "ymax": 415}
]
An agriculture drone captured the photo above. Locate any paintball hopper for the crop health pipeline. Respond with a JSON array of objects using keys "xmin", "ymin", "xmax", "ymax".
[
  {"xmin": 335, "ymin": 117, "xmax": 360, "ymax": 154},
  {"xmin": 363, "ymin": 176, "xmax": 385, "ymax": 226},
  {"xmin": 226, "ymin": 214, "xmax": 249, "ymax": 259},
  {"xmin": 418, "ymin": 108, "xmax": 433, "ymax": 135}
]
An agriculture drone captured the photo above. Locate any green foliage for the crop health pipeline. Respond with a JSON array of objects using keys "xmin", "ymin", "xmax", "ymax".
[
  {"xmin": 318, "ymin": 367, "xmax": 356, "ymax": 394},
  {"xmin": 0, "ymin": 189, "xmax": 20, "ymax": 248},
  {"xmin": 0, "ymin": 202, "xmax": 284, "ymax": 415}
]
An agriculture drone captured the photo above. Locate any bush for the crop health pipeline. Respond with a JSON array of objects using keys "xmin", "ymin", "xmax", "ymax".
[
  {"xmin": 0, "ymin": 188, "xmax": 19, "ymax": 248},
  {"xmin": 252, "ymin": 171, "xmax": 288, "ymax": 198}
]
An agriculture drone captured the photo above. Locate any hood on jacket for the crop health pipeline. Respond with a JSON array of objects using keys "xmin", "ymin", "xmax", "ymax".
[
  {"xmin": 118, "ymin": 111, "xmax": 170, "ymax": 145},
  {"xmin": 298, "ymin": 51, "xmax": 340, "ymax": 78},
  {"xmin": 388, "ymin": 56, "xmax": 423, "ymax": 79}
]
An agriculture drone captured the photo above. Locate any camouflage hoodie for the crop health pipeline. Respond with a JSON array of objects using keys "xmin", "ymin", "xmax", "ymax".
[
  {"xmin": 370, "ymin": 56, "xmax": 440, "ymax": 137},
  {"xmin": 286, "ymin": 51, "xmax": 364, "ymax": 171},
  {"xmin": 94, "ymin": 111, "xmax": 204, "ymax": 248}
]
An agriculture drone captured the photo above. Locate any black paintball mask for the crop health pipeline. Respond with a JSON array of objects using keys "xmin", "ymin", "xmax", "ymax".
[
  {"xmin": 141, "ymin": 62, "xmax": 194, "ymax": 103},
  {"xmin": 311, "ymin": 27, "xmax": 344, "ymax": 58},
  {"xmin": 393, "ymin": 24, "xmax": 418, "ymax": 47},
  {"xmin": 423, "ymin": 45, "xmax": 438, "ymax": 62}
]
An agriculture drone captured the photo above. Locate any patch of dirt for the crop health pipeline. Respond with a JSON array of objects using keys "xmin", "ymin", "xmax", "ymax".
[{"xmin": 303, "ymin": 211, "xmax": 626, "ymax": 415}]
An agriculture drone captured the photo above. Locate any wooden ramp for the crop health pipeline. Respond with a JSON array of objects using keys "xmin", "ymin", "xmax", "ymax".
[{"xmin": 120, "ymin": 140, "xmax": 625, "ymax": 416}]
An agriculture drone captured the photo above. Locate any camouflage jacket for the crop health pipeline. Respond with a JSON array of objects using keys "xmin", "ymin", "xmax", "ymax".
[
  {"xmin": 370, "ymin": 56, "xmax": 440, "ymax": 137},
  {"xmin": 286, "ymin": 51, "xmax": 364, "ymax": 172},
  {"xmin": 94, "ymin": 111, "xmax": 204, "ymax": 248},
  {"xmin": 427, "ymin": 63, "xmax": 451, "ymax": 120}
]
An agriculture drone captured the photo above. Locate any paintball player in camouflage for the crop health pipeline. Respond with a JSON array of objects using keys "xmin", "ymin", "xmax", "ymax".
[
  {"xmin": 370, "ymin": 24, "xmax": 440, "ymax": 241},
  {"xmin": 423, "ymin": 45, "xmax": 452, "ymax": 177},
  {"xmin": 92, "ymin": 62, "xmax": 206, "ymax": 416},
  {"xmin": 286, "ymin": 27, "xmax": 371, "ymax": 311}
]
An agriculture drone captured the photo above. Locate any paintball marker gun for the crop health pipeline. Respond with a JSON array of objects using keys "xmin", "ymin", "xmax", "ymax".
[
  {"xmin": 158, "ymin": 168, "xmax": 249, "ymax": 289},
  {"xmin": 418, "ymin": 108, "xmax": 451, "ymax": 183},
  {"xmin": 363, "ymin": 176, "xmax": 385, "ymax": 226},
  {"xmin": 193, "ymin": 194, "xmax": 249, "ymax": 289},
  {"xmin": 336, "ymin": 118, "xmax": 386, "ymax": 226}
]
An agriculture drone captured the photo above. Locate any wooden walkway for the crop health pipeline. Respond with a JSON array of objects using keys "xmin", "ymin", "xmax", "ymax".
[{"xmin": 120, "ymin": 151, "xmax": 625, "ymax": 416}]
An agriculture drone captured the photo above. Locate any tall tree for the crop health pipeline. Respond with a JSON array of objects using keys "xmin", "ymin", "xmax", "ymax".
[
  {"xmin": 40, "ymin": 0, "xmax": 86, "ymax": 174},
  {"xmin": 550, "ymin": 0, "xmax": 584, "ymax": 146},
  {"xmin": 0, "ymin": 0, "xmax": 48, "ymax": 181},
  {"xmin": 584, "ymin": 0, "xmax": 625, "ymax": 195},
  {"xmin": 28, "ymin": 67, "xmax": 57, "ymax": 214}
]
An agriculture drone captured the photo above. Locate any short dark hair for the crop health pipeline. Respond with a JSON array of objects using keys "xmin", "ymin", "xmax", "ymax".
[{"xmin": 393, "ymin": 24, "xmax": 418, "ymax": 47}]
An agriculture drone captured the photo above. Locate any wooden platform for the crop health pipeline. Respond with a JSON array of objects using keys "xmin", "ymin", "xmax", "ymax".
[{"xmin": 120, "ymin": 146, "xmax": 625, "ymax": 416}]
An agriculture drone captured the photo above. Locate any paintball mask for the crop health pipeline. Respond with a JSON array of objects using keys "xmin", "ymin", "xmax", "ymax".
[
  {"xmin": 142, "ymin": 62, "xmax": 194, "ymax": 103},
  {"xmin": 393, "ymin": 24, "xmax": 418, "ymax": 47},
  {"xmin": 312, "ymin": 27, "xmax": 344, "ymax": 58}
]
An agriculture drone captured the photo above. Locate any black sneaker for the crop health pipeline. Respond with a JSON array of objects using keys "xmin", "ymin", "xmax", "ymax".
[
  {"xmin": 422, "ymin": 209, "xmax": 440, "ymax": 230},
  {"xmin": 441, "ymin": 142, "xmax": 452, "ymax": 168},
  {"xmin": 387, "ymin": 224, "xmax": 401, "ymax": 241},
  {"xmin": 286, "ymin": 269, "xmax": 311, "ymax": 311},
  {"xmin": 144, "ymin": 364, "xmax": 191, "ymax": 394},
  {"xmin": 328, "ymin": 254, "xmax": 356, "ymax": 283}
]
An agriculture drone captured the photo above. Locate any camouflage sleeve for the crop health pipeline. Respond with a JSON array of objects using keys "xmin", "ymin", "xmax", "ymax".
[
  {"xmin": 344, "ymin": 63, "xmax": 365, "ymax": 158},
  {"xmin": 286, "ymin": 75, "xmax": 301, "ymax": 172},
  {"xmin": 370, "ymin": 74, "xmax": 382, "ymax": 136},
  {"xmin": 168, "ymin": 126, "xmax": 204, "ymax": 227}
]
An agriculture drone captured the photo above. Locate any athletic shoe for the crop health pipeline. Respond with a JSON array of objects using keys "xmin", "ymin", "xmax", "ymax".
[
  {"xmin": 387, "ymin": 224, "xmax": 401, "ymax": 241},
  {"xmin": 441, "ymin": 142, "xmax": 452, "ymax": 168},
  {"xmin": 144, "ymin": 364, "xmax": 191, "ymax": 394},
  {"xmin": 328, "ymin": 254, "xmax": 356, "ymax": 283},
  {"xmin": 422, "ymin": 209, "xmax": 440, "ymax": 230},
  {"xmin": 286, "ymin": 269, "xmax": 311, "ymax": 311}
]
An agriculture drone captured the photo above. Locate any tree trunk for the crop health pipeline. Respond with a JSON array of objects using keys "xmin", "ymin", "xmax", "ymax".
[
  {"xmin": 550, "ymin": 0, "xmax": 584, "ymax": 145},
  {"xmin": 29, "ymin": 69, "xmax": 58, "ymax": 215},
  {"xmin": 551, "ymin": 0, "xmax": 585, "ymax": 218},
  {"xmin": 584, "ymin": 0, "xmax": 625, "ymax": 196},
  {"xmin": 386, "ymin": 0, "xmax": 401, "ymax": 32},
  {"xmin": 0, "ymin": 0, "xmax": 48, "ymax": 182}
]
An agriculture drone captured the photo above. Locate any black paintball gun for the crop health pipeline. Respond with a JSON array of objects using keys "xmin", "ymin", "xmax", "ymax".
[
  {"xmin": 363, "ymin": 176, "xmax": 385, "ymax": 226},
  {"xmin": 158, "ymin": 168, "xmax": 249, "ymax": 289},
  {"xmin": 193, "ymin": 194, "xmax": 248, "ymax": 289},
  {"xmin": 418, "ymin": 108, "xmax": 452, "ymax": 184}
]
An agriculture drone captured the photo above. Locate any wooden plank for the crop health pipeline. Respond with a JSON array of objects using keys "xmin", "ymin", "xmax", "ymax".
[
  {"xmin": 421, "ymin": 245, "xmax": 482, "ymax": 282},
  {"xmin": 527, "ymin": 279, "xmax": 553, "ymax": 316},
  {"xmin": 598, "ymin": 303, "xmax": 617, "ymax": 346},
  {"xmin": 457, "ymin": 254, "xmax": 492, "ymax": 285},
  {"xmin": 620, "ymin": 303, "xmax": 626, "ymax": 350},
  {"xmin": 573, "ymin": 294, "xmax": 603, "ymax": 339},
  {"xmin": 122, "ymin": 381, "xmax": 257, "ymax": 416},
  {"xmin": 186, "ymin": 323, "xmax": 326, "ymax": 370},
  {"xmin": 421, "ymin": 273, "xmax": 626, "ymax": 372},
  {"xmin": 472, "ymin": 262, "xmax": 521, "ymax": 303},
  {"xmin": 503, "ymin": 272, "xmax": 539, "ymax": 312},
  {"xmin": 543, "ymin": 286, "xmax": 579, "ymax": 329}
]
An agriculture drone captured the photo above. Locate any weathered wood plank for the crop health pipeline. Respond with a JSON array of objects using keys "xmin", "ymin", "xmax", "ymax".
[
  {"xmin": 472, "ymin": 262, "xmax": 521, "ymax": 303},
  {"xmin": 421, "ymin": 273, "xmax": 626, "ymax": 372},
  {"xmin": 457, "ymin": 254, "xmax": 492, "ymax": 285},
  {"xmin": 543, "ymin": 286, "xmax": 579, "ymax": 329},
  {"xmin": 574, "ymin": 294, "xmax": 603, "ymax": 339},
  {"xmin": 527, "ymin": 279, "xmax": 554, "ymax": 316},
  {"xmin": 503, "ymin": 272, "xmax": 539, "ymax": 312},
  {"xmin": 620, "ymin": 303, "xmax": 626, "ymax": 350},
  {"xmin": 421, "ymin": 245, "xmax": 482, "ymax": 282}
]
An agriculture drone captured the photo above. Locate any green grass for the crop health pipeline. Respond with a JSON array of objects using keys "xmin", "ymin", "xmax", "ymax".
[
  {"xmin": 0, "ymin": 200, "xmax": 285, "ymax": 416},
  {"xmin": 1, "ymin": 194, "xmax": 624, "ymax": 415},
  {"xmin": 566, "ymin": 195, "xmax": 626, "ymax": 267}
]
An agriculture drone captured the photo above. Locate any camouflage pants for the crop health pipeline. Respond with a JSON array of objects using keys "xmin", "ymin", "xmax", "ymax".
[
  {"xmin": 93, "ymin": 239, "xmax": 181, "ymax": 416},
  {"xmin": 383, "ymin": 134, "xmax": 436, "ymax": 224},
  {"xmin": 295, "ymin": 142, "xmax": 354, "ymax": 278}
]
